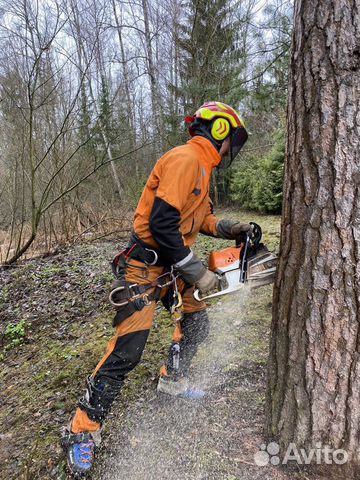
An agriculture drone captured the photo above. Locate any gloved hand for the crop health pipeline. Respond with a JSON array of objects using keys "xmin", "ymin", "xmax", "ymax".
[
  {"xmin": 216, "ymin": 219, "xmax": 253, "ymax": 244},
  {"xmin": 174, "ymin": 251, "xmax": 227, "ymax": 295},
  {"xmin": 195, "ymin": 268, "xmax": 223, "ymax": 296}
]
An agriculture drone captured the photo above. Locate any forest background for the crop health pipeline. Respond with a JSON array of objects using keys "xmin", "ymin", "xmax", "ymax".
[{"xmin": 0, "ymin": 0, "xmax": 292, "ymax": 265}]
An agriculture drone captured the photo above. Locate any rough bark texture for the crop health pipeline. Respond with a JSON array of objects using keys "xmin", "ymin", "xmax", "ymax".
[{"xmin": 268, "ymin": 0, "xmax": 360, "ymax": 476}]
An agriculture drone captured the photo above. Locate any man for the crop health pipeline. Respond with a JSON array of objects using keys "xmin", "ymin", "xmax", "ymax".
[{"xmin": 62, "ymin": 101, "xmax": 250, "ymax": 477}]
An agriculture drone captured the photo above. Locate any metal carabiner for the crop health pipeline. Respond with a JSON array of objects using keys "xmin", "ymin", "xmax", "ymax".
[
  {"xmin": 109, "ymin": 286, "xmax": 129, "ymax": 308},
  {"xmin": 144, "ymin": 248, "xmax": 158, "ymax": 266},
  {"xmin": 141, "ymin": 293, "xmax": 151, "ymax": 306}
]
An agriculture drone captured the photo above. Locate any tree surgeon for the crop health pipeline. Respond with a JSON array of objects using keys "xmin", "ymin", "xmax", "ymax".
[{"xmin": 62, "ymin": 101, "xmax": 250, "ymax": 477}]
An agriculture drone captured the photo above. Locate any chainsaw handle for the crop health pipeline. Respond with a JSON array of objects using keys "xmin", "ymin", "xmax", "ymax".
[
  {"xmin": 193, "ymin": 272, "xmax": 228, "ymax": 302},
  {"xmin": 249, "ymin": 222, "xmax": 262, "ymax": 249},
  {"xmin": 238, "ymin": 222, "xmax": 262, "ymax": 283},
  {"xmin": 235, "ymin": 222, "xmax": 262, "ymax": 248}
]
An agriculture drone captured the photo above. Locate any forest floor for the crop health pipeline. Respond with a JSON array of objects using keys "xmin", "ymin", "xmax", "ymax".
[{"xmin": 0, "ymin": 209, "xmax": 333, "ymax": 480}]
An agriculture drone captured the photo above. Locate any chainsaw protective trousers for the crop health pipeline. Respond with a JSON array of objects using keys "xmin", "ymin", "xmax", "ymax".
[
  {"xmin": 71, "ymin": 258, "xmax": 207, "ymax": 434},
  {"xmin": 166, "ymin": 310, "xmax": 209, "ymax": 377}
]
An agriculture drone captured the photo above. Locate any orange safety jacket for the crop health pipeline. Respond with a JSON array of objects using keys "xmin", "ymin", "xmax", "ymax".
[{"xmin": 133, "ymin": 136, "xmax": 221, "ymax": 265}]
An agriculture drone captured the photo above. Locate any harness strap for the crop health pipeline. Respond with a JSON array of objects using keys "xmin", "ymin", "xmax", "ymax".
[
  {"xmin": 112, "ymin": 286, "xmax": 162, "ymax": 327},
  {"xmin": 109, "ymin": 270, "xmax": 175, "ymax": 307},
  {"xmin": 129, "ymin": 232, "xmax": 164, "ymax": 266},
  {"xmin": 111, "ymin": 233, "xmax": 163, "ymax": 275},
  {"xmin": 110, "ymin": 238, "xmax": 177, "ymax": 328},
  {"xmin": 109, "ymin": 281, "xmax": 152, "ymax": 308},
  {"xmin": 110, "ymin": 271, "xmax": 178, "ymax": 327}
]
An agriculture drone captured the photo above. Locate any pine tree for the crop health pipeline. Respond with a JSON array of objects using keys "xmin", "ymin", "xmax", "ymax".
[
  {"xmin": 170, "ymin": 0, "xmax": 244, "ymax": 204},
  {"xmin": 174, "ymin": 0, "xmax": 240, "ymax": 113},
  {"xmin": 230, "ymin": 128, "xmax": 285, "ymax": 214},
  {"xmin": 247, "ymin": 1, "xmax": 292, "ymax": 115},
  {"xmin": 268, "ymin": 1, "xmax": 360, "ymax": 476}
]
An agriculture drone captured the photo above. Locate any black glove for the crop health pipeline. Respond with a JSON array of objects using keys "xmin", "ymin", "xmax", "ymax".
[
  {"xmin": 216, "ymin": 219, "xmax": 253, "ymax": 244},
  {"xmin": 175, "ymin": 251, "xmax": 227, "ymax": 295},
  {"xmin": 195, "ymin": 269, "xmax": 221, "ymax": 295}
]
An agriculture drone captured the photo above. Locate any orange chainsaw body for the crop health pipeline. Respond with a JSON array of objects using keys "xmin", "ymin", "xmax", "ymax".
[
  {"xmin": 208, "ymin": 245, "xmax": 244, "ymax": 272},
  {"xmin": 194, "ymin": 223, "xmax": 277, "ymax": 301}
]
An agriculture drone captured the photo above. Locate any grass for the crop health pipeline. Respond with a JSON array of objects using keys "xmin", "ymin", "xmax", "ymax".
[{"xmin": 0, "ymin": 208, "xmax": 280, "ymax": 480}]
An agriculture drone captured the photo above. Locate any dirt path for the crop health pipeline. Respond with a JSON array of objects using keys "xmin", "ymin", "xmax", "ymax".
[{"xmin": 92, "ymin": 287, "xmax": 316, "ymax": 480}]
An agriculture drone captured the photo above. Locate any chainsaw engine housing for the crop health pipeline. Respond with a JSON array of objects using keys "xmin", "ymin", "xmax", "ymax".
[{"xmin": 193, "ymin": 223, "xmax": 277, "ymax": 301}]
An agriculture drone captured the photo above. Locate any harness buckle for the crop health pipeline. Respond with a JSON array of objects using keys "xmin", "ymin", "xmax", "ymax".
[
  {"xmin": 128, "ymin": 284, "xmax": 151, "ymax": 306},
  {"xmin": 133, "ymin": 293, "xmax": 151, "ymax": 310},
  {"xmin": 128, "ymin": 283, "xmax": 141, "ymax": 298},
  {"xmin": 141, "ymin": 293, "xmax": 151, "ymax": 306},
  {"xmin": 144, "ymin": 248, "xmax": 158, "ymax": 266}
]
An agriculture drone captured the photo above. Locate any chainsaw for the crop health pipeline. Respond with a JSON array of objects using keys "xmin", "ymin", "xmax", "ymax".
[{"xmin": 194, "ymin": 222, "xmax": 277, "ymax": 301}]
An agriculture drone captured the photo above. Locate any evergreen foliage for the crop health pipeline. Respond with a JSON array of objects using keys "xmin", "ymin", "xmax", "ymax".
[
  {"xmin": 230, "ymin": 128, "xmax": 285, "ymax": 213},
  {"xmin": 169, "ymin": 0, "xmax": 247, "ymax": 204},
  {"xmin": 173, "ymin": 0, "xmax": 240, "ymax": 112},
  {"xmin": 170, "ymin": 0, "xmax": 292, "ymax": 206}
]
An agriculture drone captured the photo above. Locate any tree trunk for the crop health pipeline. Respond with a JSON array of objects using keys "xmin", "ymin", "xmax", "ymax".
[
  {"xmin": 111, "ymin": 0, "xmax": 139, "ymax": 177},
  {"xmin": 267, "ymin": 0, "xmax": 360, "ymax": 477},
  {"xmin": 142, "ymin": 0, "xmax": 163, "ymax": 155}
]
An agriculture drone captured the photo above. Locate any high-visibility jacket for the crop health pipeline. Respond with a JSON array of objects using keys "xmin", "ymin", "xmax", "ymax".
[{"xmin": 134, "ymin": 136, "xmax": 221, "ymax": 265}]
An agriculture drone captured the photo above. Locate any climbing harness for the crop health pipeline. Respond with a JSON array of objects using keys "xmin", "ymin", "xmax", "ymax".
[{"xmin": 109, "ymin": 240, "xmax": 179, "ymax": 327}]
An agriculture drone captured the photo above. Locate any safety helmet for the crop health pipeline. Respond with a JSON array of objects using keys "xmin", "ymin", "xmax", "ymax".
[{"xmin": 185, "ymin": 101, "xmax": 248, "ymax": 168}]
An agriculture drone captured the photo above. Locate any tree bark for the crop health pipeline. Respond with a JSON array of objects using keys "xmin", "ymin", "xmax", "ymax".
[{"xmin": 268, "ymin": 0, "xmax": 360, "ymax": 476}]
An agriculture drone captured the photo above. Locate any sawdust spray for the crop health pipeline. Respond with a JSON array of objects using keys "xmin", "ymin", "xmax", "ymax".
[{"xmin": 95, "ymin": 287, "xmax": 252, "ymax": 480}]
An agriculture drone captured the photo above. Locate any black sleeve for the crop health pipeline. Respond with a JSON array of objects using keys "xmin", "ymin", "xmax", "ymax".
[{"xmin": 149, "ymin": 197, "xmax": 191, "ymax": 265}]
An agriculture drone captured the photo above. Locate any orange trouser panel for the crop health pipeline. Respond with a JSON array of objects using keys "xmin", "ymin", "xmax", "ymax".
[
  {"xmin": 72, "ymin": 259, "xmax": 206, "ymax": 433},
  {"xmin": 92, "ymin": 259, "xmax": 161, "ymax": 377},
  {"xmin": 176, "ymin": 279, "xmax": 207, "ymax": 314}
]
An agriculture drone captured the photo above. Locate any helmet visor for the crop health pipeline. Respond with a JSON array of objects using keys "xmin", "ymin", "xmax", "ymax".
[{"xmin": 218, "ymin": 126, "xmax": 248, "ymax": 169}]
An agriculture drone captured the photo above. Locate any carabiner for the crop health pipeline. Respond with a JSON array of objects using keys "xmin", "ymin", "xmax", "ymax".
[
  {"xmin": 144, "ymin": 248, "xmax": 158, "ymax": 266},
  {"xmin": 109, "ymin": 286, "xmax": 129, "ymax": 308},
  {"xmin": 156, "ymin": 272, "xmax": 175, "ymax": 288}
]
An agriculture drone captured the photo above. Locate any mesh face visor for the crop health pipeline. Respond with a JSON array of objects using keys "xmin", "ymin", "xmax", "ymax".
[{"xmin": 218, "ymin": 126, "xmax": 248, "ymax": 169}]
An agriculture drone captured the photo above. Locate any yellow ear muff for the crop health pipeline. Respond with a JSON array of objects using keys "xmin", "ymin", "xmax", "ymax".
[{"xmin": 211, "ymin": 118, "xmax": 230, "ymax": 141}]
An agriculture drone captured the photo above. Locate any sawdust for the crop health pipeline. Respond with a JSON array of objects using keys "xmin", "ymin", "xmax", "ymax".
[{"xmin": 93, "ymin": 287, "xmax": 315, "ymax": 480}]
